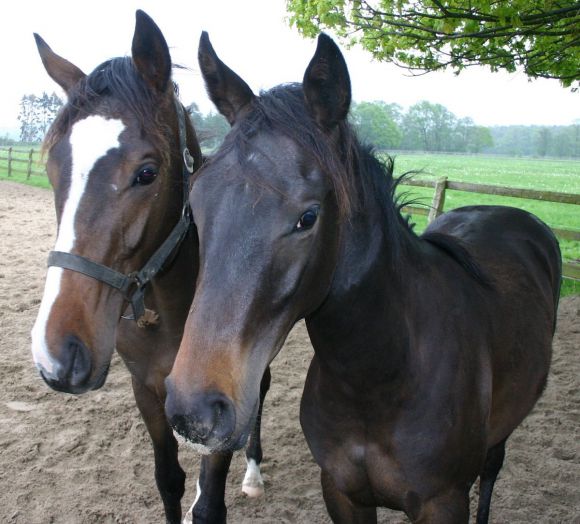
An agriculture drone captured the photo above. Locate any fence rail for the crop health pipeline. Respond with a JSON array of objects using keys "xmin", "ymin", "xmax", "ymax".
[
  {"xmin": 1, "ymin": 147, "xmax": 578, "ymax": 280},
  {"xmin": 0, "ymin": 146, "xmax": 45, "ymax": 179}
]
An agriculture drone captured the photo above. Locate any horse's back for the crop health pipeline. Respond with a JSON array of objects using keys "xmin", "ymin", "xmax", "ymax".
[
  {"xmin": 428, "ymin": 205, "xmax": 561, "ymax": 308},
  {"xmin": 427, "ymin": 205, "xmax": 561, "ymax": 443}
]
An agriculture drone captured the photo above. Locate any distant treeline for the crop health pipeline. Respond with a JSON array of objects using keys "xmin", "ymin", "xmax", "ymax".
[
  {"xmin": 5, "ymin": 94, "xmax": 579, "ymax": 159},
  {"xmin": 189, "ymin": 100, "xmax": 580, "ymax": 159},
  {"xmin": 0, "ymin": 135, "xmax": 21, "ymax": 146},
  {"xmin": 485, "ymin": 126, "xmax": 580, "ymax": 158}
]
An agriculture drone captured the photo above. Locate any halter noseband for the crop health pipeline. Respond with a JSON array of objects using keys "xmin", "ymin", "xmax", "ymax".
[{"xmin": 47, "ymin": 98, "xmax": 195, "ymax": 326}]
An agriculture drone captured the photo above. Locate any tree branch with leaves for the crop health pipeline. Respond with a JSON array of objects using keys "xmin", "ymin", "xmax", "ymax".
[{"xmin": 287, "ymin": 0, "xmax": 580, "ymax": 87}]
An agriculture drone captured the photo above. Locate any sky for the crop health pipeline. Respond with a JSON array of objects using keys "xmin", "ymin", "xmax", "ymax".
[{"xmin": 2, "ymin": 0, "xmax": 579, "ymax": 138}]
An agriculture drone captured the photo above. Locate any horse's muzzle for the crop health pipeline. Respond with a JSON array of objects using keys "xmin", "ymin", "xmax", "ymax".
[
  {"xmin": 165, "ymin": 390, "xmax": 238, "ymax": 452},
  {"xmin": 37, "ymin": 335, "xmax": 107, "ymax": 394}
]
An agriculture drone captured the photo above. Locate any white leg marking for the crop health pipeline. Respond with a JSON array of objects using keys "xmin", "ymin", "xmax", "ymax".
[
  {"xmin": 31, "ymin": 116, "xmax": 125, "ymax": 373},
  {"xmin": 183, "ymin": 479, "xmax": 201, "ymax": 524},
  {"xmin": 242, "ymin": 457, "xmax": 265, "ymax": 498}
]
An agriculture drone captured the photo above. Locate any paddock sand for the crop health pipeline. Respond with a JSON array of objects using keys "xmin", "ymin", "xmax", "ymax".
[{"xmin": 0, "ymin": 179, "xmax": 578, "ymax": 523}]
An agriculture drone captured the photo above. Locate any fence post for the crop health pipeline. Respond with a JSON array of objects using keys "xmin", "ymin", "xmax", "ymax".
[
  {"xmin": 428, "ymin": 176, "xmax": 448, "ymax": 223},
  {"xmin": 7, "ymin": 147, "xmax": 13, "ymax": 177},
  {"xmin": 27, "ymin": 149, "xmax": 34, "ymax": 179}
]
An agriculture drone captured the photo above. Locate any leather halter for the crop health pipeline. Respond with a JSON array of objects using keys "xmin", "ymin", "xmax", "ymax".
[{"xmin": 47, "ymin": 98, "xmax": 196, "ymax": 325}]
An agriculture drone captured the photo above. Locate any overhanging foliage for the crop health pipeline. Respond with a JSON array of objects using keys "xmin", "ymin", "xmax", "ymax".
[{"xmin": 287, "ymin": 0, "xmax": 580, "ymax": 87}]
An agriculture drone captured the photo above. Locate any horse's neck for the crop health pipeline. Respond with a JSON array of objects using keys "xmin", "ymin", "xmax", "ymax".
[
  {"xmin": 306, "ymin": 197, "xmax": 424, "ymax": 388},
  {"xmin": 149, "ymin": 134, "xmax": 202, "ymax": 326},
  {"xmin": 147, "ymin": 156, "xmax": 200, "ymax": 329},
  {"xmin": 147, "ymin": 225, "xmax": 197, "ymax": 328}
]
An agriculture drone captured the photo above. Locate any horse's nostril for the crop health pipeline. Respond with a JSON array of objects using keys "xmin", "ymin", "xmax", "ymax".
[
  {"xmin": 66, "ymin": 335, "xmax": 91, "ymax": 387},
  {"xmin": 36, "ymin": 335, "xmax": 97, "ymax": 394},
  {"xmin": 169, "ymin": 414, "xmax": 190, "ymax": 438},
  {"xmin": 167, "ymin": 392, "xmax": 236, "ymax": 447}
]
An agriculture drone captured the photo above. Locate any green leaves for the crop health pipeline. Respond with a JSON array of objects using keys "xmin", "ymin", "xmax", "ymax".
[
  {"xmin": 350, "ymin": 101, "xmax": 402, "ymax": 149},
  {"xmin": 286, "ymin": 0, "xmax": 580, "ymax": 87}
]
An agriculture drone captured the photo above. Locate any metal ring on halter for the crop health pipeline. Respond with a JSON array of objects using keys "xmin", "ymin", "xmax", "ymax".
[{"xmin": 183, "ymin": 148, "xmax": 195, "ymax": 174}]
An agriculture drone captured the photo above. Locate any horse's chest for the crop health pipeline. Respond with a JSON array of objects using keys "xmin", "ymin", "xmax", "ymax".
[
  {"xmin": 302, "ymin": 387, "xmax": 482, "ymax": 511},
  {"xmin": 302, "ymin": 403, "xmax": 408, "ymax": 507},
  {"xmin": 313, "ymin": 429, "xmax": 409, "ymax": 509},
  {"xmin": 116, "ymin": 327, "xmax": 177, "ymax": 388}
]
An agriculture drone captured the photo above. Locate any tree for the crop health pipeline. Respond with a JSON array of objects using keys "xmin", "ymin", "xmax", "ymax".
[
  {"xmin": 453, "ymin": 117, "xmax": 493, "ymax": 153},
  {"xmin": 187, "ymin": 101, "xmax": 205, "ymax": 130},
  {"xmin": 200, "ymin": 113, "xmax": 229, "ymax": 150},
  {"xmin": 350, "ymin": 101, "xmax": 402, "ymax": 149},
  {"xmin": 486, "ymin": 124, "xmax": 579, "ymax": 157},
  {"xmin": 18, "ymin": 95, "xmax": 38, "ymax": 143},
  {"xmin": 0, "ymin": 134, "xmax": 18, "ymax": 147},
  {"xmin": 287, "ymin": 0, "xmax": 580, "ymax": 87},
  {"xmin": 17, "ymin": 92, "xmax": 63, "ymax": 143},
  {"xmin": 37, "ymin": 92, "xmax": 63, "ymax": 137},
  {"xmin": 535, "ymin": 127, "xmax": 552, "ymax": 157},
  {"xmin": 402, "ymin": 101, "xmax": 457, "ymax": 151},
  {"xmin": 551, "ymin": 126, "xmax": 574, "ymax": 156},
  {"xmin": 186, "ymin": 103, "xmax": 230, "ymax": 151},
  {"xmin": 467, "ymin": 125, "xmax": 493, "ymax": 153}
]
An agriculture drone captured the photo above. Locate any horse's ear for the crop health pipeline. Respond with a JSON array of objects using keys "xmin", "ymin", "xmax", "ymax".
[
  {"xmin": 33, "ymin": 34, "xmax": 86, "ymax": 95},
  {"xmin": 198, "ymin": 32, "xmax": 255, "ymax": 126},
  {"xmin": 303, "ymin": 33, "xmax": 351, "ymax": 131},
  {"xmin": 132, "ymin": 10, "xmax": 172, "ymax": 93}
]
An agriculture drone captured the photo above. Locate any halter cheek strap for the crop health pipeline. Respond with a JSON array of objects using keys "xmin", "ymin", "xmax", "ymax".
[{"xmin": 47, "ymin": 98, "xmax": 195, "ymax": 326}]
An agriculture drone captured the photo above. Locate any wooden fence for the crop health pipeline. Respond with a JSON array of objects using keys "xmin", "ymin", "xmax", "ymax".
[
  {"xmin": 401, "ymin": 176, "xmax": 580, "ymax": 281},
  {"xmin": 1, "ymin": 147, "xmax": 578, "ymax": 280},
  {"xmin": 0, "ymin": 146, "xmax": 45, "ymax": 179}
]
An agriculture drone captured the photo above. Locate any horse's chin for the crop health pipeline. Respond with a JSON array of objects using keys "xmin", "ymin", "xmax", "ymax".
[
  {"xmin": 173, "ymin": 427, "xmax": 250, "ymax": 455},
  {"xmin": 170, "ymin": 399, "xmax": 257, "ymax": 454},
  {"xmin": 39, "ymin": 361, "xmax": 111, "ymax": 395},
  {"xmin": 91, "ymin": 362, "xmax": 111, "ymax": 390},
  {"xmin": 223, "ymin": 399, "xmax": 260, "ymax": 452}
]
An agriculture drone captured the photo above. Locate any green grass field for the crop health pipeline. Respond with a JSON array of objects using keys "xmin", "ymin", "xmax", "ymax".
[
  {"xmin": 391, "ymin": 153, "xmax": 578, "ymax": 232},
  {"xmin": 1, "ymin": 149, "xmax": 578, "ymax": 293},
  {"xmin": 0, "ymin": 147, "xmax": 49, "ymax": 189},
  {"xmin": 390, "ymin": 153, "xmax": 580, "ymax": 295}
]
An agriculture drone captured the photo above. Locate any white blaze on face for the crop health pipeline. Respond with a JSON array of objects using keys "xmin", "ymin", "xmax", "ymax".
[{"xmin": 31, "ymin": 116, "xmax": 126, "ymax": 373}]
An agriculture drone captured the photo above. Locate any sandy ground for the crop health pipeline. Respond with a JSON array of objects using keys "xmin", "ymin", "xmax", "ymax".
[{"xmin": 0, "ymin": 179, "xmax": 578, "ymax": 523}]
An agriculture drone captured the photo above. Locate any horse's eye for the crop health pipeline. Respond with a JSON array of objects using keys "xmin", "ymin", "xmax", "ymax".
[
  {"xmin": 295, "ymin": 208, "xmax": 319, "ymax": 231},
  {"xmin": 134, "ymin": 166, "xmax": 158, "ymax": 186}
]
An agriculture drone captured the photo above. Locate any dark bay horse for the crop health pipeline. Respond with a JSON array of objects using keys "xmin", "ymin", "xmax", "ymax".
[
  {"xmin": 165, "ymin": 33, "xmax": 562, "ymax": 523},
  {"xmin": 30, "ymin": 12, "xmax": 269, "ymax": 523}
]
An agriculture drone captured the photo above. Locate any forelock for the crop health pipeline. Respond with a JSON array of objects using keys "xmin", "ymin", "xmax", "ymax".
[
  {"xmin": 208, "ymin": 83, "xmax": 358, "ymax": 218},
  {"xmin": 43, "ymin": 57, "xmax": 174, "ymax": 166}
]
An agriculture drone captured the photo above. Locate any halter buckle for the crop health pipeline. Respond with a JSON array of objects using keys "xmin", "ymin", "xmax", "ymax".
[{"xmin": 183, "ymin": 148, "xmax": 195, "ymax": 174}]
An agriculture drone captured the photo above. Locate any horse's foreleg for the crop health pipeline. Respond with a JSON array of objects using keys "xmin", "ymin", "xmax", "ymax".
[
  {"xmin": 476, "ymin": 437, "xmax": 507, "ymax": 524},
  {"xmin": 132, "ymin": 377, "xmax": 185, "ymax": 524},
  {"xmin": 184, "ymin": 453, "xmax": 232, "ymax": 524},
  {"xmin": 242, "ymin": 365, "xmax": 271, "ymax": 497},
  {"xmin": 184, "ymin": 367, "xmax": 272, "ymax": 522},
  {"xmin": 320, "ymin": 469, "xmax": 377, "ymax": 524},
  {"xmin": 413, "ymin": 488, "xmax": 470, "ymax": 524}
]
